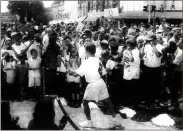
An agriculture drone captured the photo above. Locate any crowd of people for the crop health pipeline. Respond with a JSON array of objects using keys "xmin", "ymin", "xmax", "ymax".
[{"xmin": 1, "ymin": 17, "xmax": 182, "ymax": 128}]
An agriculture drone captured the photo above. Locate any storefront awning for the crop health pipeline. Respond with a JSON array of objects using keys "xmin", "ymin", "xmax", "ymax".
[
  {"xmin": 84, "ymin": 11, "xmax": 104, "ymax": 22},
  {"xmin": 107, "ymin": 11, "xmax": 182, "ymax": 19},
  {"xmin": 84, "ymin": 16, "xmax": 99, "ymax": 22}
]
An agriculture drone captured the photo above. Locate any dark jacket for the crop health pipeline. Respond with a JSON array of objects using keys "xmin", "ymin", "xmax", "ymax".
[{"xmin": 42, "ymin": 40, "xmax": 60, "ymax": 70}]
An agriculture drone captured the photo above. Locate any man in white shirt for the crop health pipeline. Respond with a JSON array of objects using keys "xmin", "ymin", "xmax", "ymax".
[
  {"xmin": 141, "ymin": 32, "xmax": 165, "ymax": 107},
  {"xmin": 122, "ymin": 38, "xmax": 140, "ymax": 107},
  {"xmin": 68, "ymin": 43, "xmax": 120, "ymax": 128}
]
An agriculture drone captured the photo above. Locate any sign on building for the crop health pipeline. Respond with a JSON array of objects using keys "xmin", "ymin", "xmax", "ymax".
[{"xmin": 104, "ymin": 8, "xmax": 119, "ymax": 17}]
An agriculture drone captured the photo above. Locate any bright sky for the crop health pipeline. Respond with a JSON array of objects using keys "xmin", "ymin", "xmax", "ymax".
[{"xmin": 1, "ymin": 1, "xmax": 54, "ymax": 12}]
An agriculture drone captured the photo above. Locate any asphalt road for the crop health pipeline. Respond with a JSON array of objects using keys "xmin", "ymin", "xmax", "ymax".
[{"xmin": 8, "ymin": 100, "xmax": 181, "ymax": 130}]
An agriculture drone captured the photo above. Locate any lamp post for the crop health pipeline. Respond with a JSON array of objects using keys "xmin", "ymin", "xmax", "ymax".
[
  {"xmin": 148, "ymin": 1, "xmax": 151, "ymax": 23},
  {"xmin": 153, "ymin": 0, "xmax": 156, "ymax": 33}
]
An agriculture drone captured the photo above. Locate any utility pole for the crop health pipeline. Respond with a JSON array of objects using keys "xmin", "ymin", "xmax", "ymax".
[
  {"xmin": 153, "ymin": 0, "xmax": 156, "ymax": 33},
  {"xmin": 148, "ymin": 0, "xmax": 151, "ymax": 23},
  {"xmin": 100, "ymin": 0, "xmax": 105, "ymax": 11}
]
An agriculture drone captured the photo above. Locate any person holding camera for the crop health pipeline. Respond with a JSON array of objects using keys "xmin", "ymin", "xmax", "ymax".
[
  {"xmin": 140, "ymin": 32, "xmax": 165, "ymax": 107},
  {"xmin": 122, "ymin": 38, "xmax": 140, "ymax": 108}
]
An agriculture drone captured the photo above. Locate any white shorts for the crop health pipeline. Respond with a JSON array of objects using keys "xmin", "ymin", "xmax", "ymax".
[
  {"xmin": 6, "ymin": 70, "xmax": 16, "ymax": 84},
  {"xmin": 83, "ymin": 79, "xmax": 109, "ymax": 102},
  {"xmin": 29, "ymin": 77, "xmax": 41, "ymax": 87}
]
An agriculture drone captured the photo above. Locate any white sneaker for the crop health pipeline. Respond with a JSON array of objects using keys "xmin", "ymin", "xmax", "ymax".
[
  {"xmin": 111, "ymin": 117, "xmax": 121, "ymax": 126},
  {"xmin": 79, "ymin": 120, "xmax": 93, "ymax": 128}
]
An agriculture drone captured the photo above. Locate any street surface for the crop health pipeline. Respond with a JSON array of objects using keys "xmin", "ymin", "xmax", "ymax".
[{"xmin": 9, "ymin": 100, "xmax": 181, "ymax": 130}]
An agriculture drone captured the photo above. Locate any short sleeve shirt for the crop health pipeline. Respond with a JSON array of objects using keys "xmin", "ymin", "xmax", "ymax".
[
  {"xmin": 12, "ymin": 42, "xmax": 29, "ymax": 55},
  {"xmin": 28, "ymin": 57, "xmax": 42, "ymax": 78},
  {"xmin": 76, "ymin": 57, "xmax": 101, "ymax": 83},
  {"xmin": 143, "ymin": 44, "xmax": 164, "ymax": 68}
]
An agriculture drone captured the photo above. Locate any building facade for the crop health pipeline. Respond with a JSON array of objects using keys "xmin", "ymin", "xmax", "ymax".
[
  {"xmin": 78, "ymin": 0, "xmax": 182, "ymax": 17},
  {"xmin": 78, "ymin": 0, "xmax": 121, "ymax": 17},
  {"xmin": 45, "ymin": 1, "xmax": 78, "ymax": 23},
  {"xmin": 120, "ymin": 0, "xmax": 182, "ymax": 12},
  {"xmin": 1, "ymin": 12, "xmax": 16, "ymax": 24}
]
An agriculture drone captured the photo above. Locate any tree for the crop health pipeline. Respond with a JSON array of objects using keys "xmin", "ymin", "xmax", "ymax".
[{"xmin": 7, "ymin": 1, "xmax": 48, "ymax": 24}]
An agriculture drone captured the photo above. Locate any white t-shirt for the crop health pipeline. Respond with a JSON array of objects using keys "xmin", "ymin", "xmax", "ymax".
[
  {"xmin": 95, "ymin": 46, "xmax": 102, "ymax": 58},
  {"xmin": 143, "ymin": 44, "xmax": 164, "ymax": 68},
  {"xmin": 27, "ymin": 57, "xmax": 41, "ymax": 78},
  {"xmin": 12, "ymin": 42, "xmax": 29, "ymax": 55},
  {"xmin": 118, "ymin": 46, "xmax": 123, "ymax": 53},
  {"xmin": 1, "ymin": 49, "xmax": 18, "ymax": 61},
  {"xmin": 78, "ymin": 45, "xmax": 86, "ymax": 64},
  {"xmin": 76, "ymin": 57, "xmax": 104, "ymax": 83},
  {"xmin": 3, "ymin": 60, "xmax": 16, "ymax": 84},
  {"xmin": 106, "ymin": 59, "xmax": 116, "ymax": 70},
  {"xmin": 66, "ymin": 58, "xmax": 80, "ymax": 83},
  {"xmin": 123, "ymin": 48, "xmax": 140, "ymax": 80},
  {"xmin": 57, "ymin": 56, "xmax": 68, "ymax": 73},
  {"xmin": 173, "ymin": 47, "xmax": 182, "ymax": 65}
]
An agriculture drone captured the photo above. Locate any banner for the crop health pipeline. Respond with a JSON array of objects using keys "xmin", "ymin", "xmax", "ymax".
[
  {"xmin": 104, "ymin": 8, "xmax": 119, "ymax": 17},
  {"xmin": 76, "ymin": 22, "xmax": 84, "ymax": 32}
]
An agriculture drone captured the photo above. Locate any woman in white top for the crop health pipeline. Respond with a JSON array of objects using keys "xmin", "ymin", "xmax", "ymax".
[
  {"xmin": 122, "ymin": 38, "xmax": 140, "ymax": 107},
  {"xmin": 66, "ymin": 49, "xmax": 81, "ymax": 108},
  {"xmin": 11, "ymin": 32, "xmax": 33, "ymax": 60},
  {"xmin": 68, "ymin": 43, "xmax": 118, "ymax": 128}
]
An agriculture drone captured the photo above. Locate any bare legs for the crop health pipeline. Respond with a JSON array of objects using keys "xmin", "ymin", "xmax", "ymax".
[{"xmin": 83, "ymin": 100, "xmax": 91, "ymax": 120}]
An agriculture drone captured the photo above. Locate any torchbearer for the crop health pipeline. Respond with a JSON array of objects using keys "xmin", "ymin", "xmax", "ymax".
[{"xmin": 68, "ymin": 43, "xmax": 119, "ymax": 128}]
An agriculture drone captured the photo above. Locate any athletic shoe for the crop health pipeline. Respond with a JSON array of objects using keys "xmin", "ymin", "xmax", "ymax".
[{"xmin": 79, "ymin": 120, "xmax": 93, "ymax": 128}]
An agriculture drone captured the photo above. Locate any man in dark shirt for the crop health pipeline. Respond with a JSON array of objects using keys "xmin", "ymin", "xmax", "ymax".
[{"xmin": 42, "ymin": 32, "xmax": 60, "ymax": 95}]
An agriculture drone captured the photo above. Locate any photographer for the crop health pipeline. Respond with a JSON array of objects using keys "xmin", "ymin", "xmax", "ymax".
[{"xmin": 140, "ymin": 32, "xmax": 165, "ymax": 107}]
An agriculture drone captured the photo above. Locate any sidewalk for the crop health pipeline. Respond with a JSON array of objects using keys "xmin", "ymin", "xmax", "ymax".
[{"xmin": 9, "ymin": 100, "xmax": 178, "ymax": 130}]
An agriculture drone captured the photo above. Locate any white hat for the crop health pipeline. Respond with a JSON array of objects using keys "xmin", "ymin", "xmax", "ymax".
[
  {"xmin": 11, "ymin": 32, "xmax": 17, "ymax": 37},
  {"xmin": 101, "ymin": 40, "xmax": 108, "ymax": 45},
  {"xmin": 43, "ymin": 25, "xmax": 47, "ymax": 29},
  {"xmin": 156, "ymin": 29, "xmax": 163, "ymax": 33},
  {"xmin": 6, "ymin": 37, "xmax": 11, "ymax": 41},
  {"xmin": 34, "ymin": 26, "xmax": 39, "ymax": 30}
]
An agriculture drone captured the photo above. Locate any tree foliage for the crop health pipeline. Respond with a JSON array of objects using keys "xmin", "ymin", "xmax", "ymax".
[{"xmin": 7, "ymin": 1, "xmax": 49, "ymax": 24}]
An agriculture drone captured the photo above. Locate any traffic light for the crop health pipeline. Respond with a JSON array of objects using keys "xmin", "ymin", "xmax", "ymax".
[
  {"xmin": 152, "ymin": 5, "xmax": 156, "ymax": 12},
  {"xmin": 143, "ymin": 6, "xmax": 148, "ymax": 12}
]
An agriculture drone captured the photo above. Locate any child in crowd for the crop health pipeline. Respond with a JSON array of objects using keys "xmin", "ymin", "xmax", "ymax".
[
  {"xmin": 27, "ymin": 49, "xmax": 42, "ymax": 100},
  {"xmin": 2, "ymin": 52, "xmax": 17, "ymax": 99},
  {"xmin": 66, "ymin": 48, "xmax": 82, "ymax": 108},
  {"xmin": 56, "ymin": 49, "xmax": 69, "ymax": 97}
]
